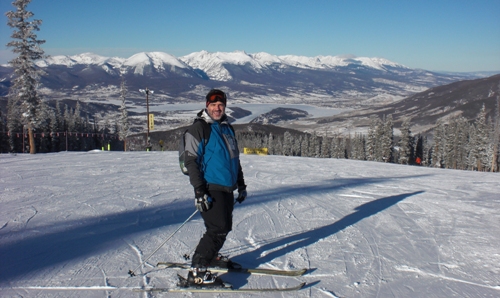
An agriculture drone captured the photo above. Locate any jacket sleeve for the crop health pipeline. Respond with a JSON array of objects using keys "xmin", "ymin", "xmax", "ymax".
[{"xmin": 184, "ymin": 121, "xmax": 207, "ymax": 191}]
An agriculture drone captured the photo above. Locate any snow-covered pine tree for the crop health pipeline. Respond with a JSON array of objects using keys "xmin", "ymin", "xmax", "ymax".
[
  {"xmin": 36, "ymin": 101, "xmax": 51, "ymax": 152},
  {"xmin": 431, "ymin": 121, "xmax": 446, "ymax": 168},
  {"xmin": 292, "ymin": 134, "xmax": 302, "ymax": 156},
  {"xmin": 6, "ymin": 95, "xmax": 21, "ymax": 152},
  {"xmin": 414, "ymin": 134, "xmax": 427, "ymax": 166},
  {"xmin": 48, "ymin": 103, "xmax": 58, "ymax": 152},
  {"xmin": 320, "ymin": 131, "xmax": 330, "ymax": 158},
  {"xmin": 267, "ymin": 132, "xmax": 274, "ymax": 155},
  {"xmin": 300, "ymin": 133, "xmax": 309, "ymax": 157},
  {"xmin": 374, "ymin": 117, "xmax": 385, "ymax": 162},
  {"xmin": 6, "ymin": 0, "xmax": 47, "ymax": 154},
  {"xmin": 422, "ymin": 135, "xmax": 429, "ymax": 166},
  {"xmin": 339, "ymin": 137, "xmax": 348, "ymax": 159},
  {"xmin": 467, "ymin": 123, "xmax": 480, "ymax": 171},
  {"xmin": 71, "ymin": 101, "xmax": 83, "ymax": 150},
  {"xmin": 375, "ymin": 115, "xmax": 394, "ymax": 162},
  {"xmin": 275, "ymin": 137, "xmax": 283, "ymax": 156},
  {"xmin": 444, "ymin": 118, "xmax": 458, "ymax": 169},
  {"xmin": 492, "ymin": 95, "xmax": 500, "ymax": 172},
  {"xmin": 330, "ymin": 133, "xmax": 341, "ymax": 158},
  {"xmin": 351, "ymin": 133, "xmax": 366, "ymax": 160},
  {"xmin": 311, "ymin": 131, "xmax": 320, "ymax": 158},
  {"xmin": 366, "ymin": 115, "xmax": 379, "ymax": 161},
  {"xmin": 453, "ymin": 116, "xmax": 470, "ymax": 170},
  {"xmin": 0, "ymin": 110, "xmax": 6, "ymax": 152},
  {"xmin": 475, "ymin": 104, "xmax": 490, "ymax": 171},
  {"xmin": 329, "ymin": 134, "xmax": 337, "ymax": 159},
  {"xmin": 282, "ymin": 131, "xmax": 292, "ymax": 156},
  {"xmin": 398, "ymin": 118, "xmax": 413, "ymax": 165}
]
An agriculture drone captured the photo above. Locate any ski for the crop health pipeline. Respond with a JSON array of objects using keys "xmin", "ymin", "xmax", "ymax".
[
  {"xmin": 136, "ymin": 282, "xmax": 306, "ymax": 293},
  {"xmin": 156, "ymin": 261, "xmax": 308, "ymax": 277}
]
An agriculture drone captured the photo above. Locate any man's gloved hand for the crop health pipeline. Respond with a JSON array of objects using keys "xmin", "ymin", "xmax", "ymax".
[
  {"xmin": 236, "ymin": 186, "xmax": 247, "ymax": 204},
  {"xmin": 194, "ymin": 187, "xmax": 212, "ymax": 212},
  {"xmin": 195, "ymin": 194, "xmax": 213, "ymax": 212}
]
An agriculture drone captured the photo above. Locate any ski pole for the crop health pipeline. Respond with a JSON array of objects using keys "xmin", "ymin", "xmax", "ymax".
[{"xmin": 128, "ymin": 209, "xmax": 199, "ymax": 277}]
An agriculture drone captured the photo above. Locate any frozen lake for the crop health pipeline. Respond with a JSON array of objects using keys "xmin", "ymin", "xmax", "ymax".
[{"xmin": 135, "ymin": 103, "xmax": 346, "ymax": 124}]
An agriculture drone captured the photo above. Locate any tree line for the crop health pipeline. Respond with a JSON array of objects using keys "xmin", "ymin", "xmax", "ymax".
[
  {"xmin": 234, "ymin": 102, "xmax": 499, "ymax": 172},
  {"xmin": 0, "ymin": 99, "xmax": 123, "ymax": 153},
  {"xmin": 0, "ymin": 77, "xmax": 130, "ymax": 153}
]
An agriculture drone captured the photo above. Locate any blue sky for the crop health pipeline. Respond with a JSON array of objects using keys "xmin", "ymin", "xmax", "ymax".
[{"xmin": 1, "ymin": 0, "xmax": 499, "ymax": 72}]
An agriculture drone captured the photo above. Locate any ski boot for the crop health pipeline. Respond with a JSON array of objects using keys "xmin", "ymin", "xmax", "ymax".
[
  {"xmin": 209, "ymin": 253, "xmax": 242, "ymax": 269},
  {"xmin": 181, "ymin": 267, "xmax": 229, "ymax": 288}
]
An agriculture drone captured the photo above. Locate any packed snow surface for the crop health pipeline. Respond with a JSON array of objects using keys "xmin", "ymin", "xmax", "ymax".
[{"xmin": 1, "ymin": 151, "xmax": 499, "ymax": 297}]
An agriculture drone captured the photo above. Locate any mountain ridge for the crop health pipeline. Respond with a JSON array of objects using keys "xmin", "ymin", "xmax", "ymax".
[
  {"xmin": 1, "ymin": 50, "xmax": 491, "ymax": 103},
  {"xmin": 1, "ymin": 51, "xmax": 498, "ymax": 136}
]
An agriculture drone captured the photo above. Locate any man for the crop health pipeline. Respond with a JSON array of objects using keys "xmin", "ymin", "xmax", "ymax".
[{"xmin": 183, "ymin": 89, "xmax": 247, "ymax": 286}]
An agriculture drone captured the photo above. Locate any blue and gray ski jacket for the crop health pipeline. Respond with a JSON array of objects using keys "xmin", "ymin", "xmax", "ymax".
[{"xmin": 184, "ymin": 110, "xmax": 245, "ymax": 193}]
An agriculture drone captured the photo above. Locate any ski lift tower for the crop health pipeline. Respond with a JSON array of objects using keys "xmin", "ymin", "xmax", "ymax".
[{"xmin": 139, "ymin": 88, "xmax": 154, "ymax": 150}]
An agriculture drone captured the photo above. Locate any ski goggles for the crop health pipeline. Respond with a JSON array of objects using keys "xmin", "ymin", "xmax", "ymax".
[{"xmin": 206, "ymin": 90, "xmax": 227, "ymax": 106}]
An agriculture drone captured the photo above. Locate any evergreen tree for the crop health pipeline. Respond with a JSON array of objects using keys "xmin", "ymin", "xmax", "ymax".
[
  {"xmin": 49, "ymin": 102, "xmax": 59, "ymax": 152},
  {"xmin": 329, "ymin": 134, "xmax": 337, "ymax": 159},
  {"xmin": 374, "ymin": 118, "xmax": 385, "ymax": 162},
  {"xmin": 311, "ymin": 131, "xmax": 320, "ymax": 157},
  {"xmin": 340, "ymin": 137, "xmax": 348, "ymax": 159},
  {"xmin": 36, "ymin": 101, "xmax": 51, "ymax": 152},
  {"xmin": 300, "ymin": 134, "xmax": 309, "ymax": 157},
  {"xmin": 0, "ymin": 110, "xmax": 6, "ymax": 153},
  {"xmin": 454, "ymin": 117, "xmax": 470, "ymax": 170},
  {"xmin": 331, "ymin": 135, "xmax": 344, "ymax": 159},
  {"xmin": 320, "ymin": 131, "xmax": 330, "ymax": 158},
  {"xmin": 366, "ymin": 115, "xmax": 379, "ymax": 161},
  {"xmin": 6, "ymin": 0, "xmax": 47, "ymax": 154},
  {"xmin": 375, "ymin": 115, "xmax": 394, "ymax": 162},
  {"xmin": 491, "ymin": 96, "xmax": 500, "ymax": 172},
  {"xmin": 6, "ymin": 95, "xmax": 22, "ymax": 152},
  {"xmin": 292, "ymin": 134, "xmax": 302, "ymax": 156},
  {"xmin": 267, "ymin": 132, "xmax": 274, "ymax": 155},
  {"xmin": 398, "ymin": 118, "xmax": 413, "ymax": 165},
  {"xmin": 431, "ymin": 121, "xmax": 446, "ymax": 168},
  {"xmin": 422, "ymin": 135, "xmax": 430, "ymax": 166},
  {"xmin": 414, "ymin": 134, "xmax": 426, "ymax": 166},
  {"xmin": 467, "ymin": 123, "xmax": 480, "ymax": 170},
  {"xmin": 72, "ymin": 101, "xmax": 83, "ymax": 150},
  {"xmin": 444, "ymin": 119, "xmax": 458, "ymax": 169},
  {"xmin": 474, "ymin": 104, "xmax": 490, "ymax": 171},
  {"xmin": 282, "ymin": 131, "xmax": 292, "ymax": 156},
  {"xmin": 351, "ymin": 133, "xmax": 366, "ymax": 160}
]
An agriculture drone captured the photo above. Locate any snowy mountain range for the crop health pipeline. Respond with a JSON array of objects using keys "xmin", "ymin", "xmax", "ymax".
[
  {"xmin": 1, "ymin": 51, "xmax": 497, "ymax": 135},
  {"xmin": 33, "ymin": 51, "xmax": 407, "ymax": 79},
  {"xmin": 0, "ymin": 51, "xmax": 478, "ymax": 104}
]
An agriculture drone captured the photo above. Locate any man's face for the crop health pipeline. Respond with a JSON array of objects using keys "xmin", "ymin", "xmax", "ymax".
[{"xmin": 206, "ymin": 101, "xmax": 225, "ymax": 121}]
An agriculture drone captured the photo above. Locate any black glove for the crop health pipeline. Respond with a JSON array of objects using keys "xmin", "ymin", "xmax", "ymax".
[
  {"xmin": 194, "ymin": 187, "xmax": 212, "ymax": 212},
  {"xmin": 236, "ymin": 185, "xmax": 247, "ymax": 204}
]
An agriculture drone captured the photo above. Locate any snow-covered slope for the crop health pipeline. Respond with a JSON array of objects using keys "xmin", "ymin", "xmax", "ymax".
[{"xmin": 1, "ymin": 151, "xmax": 499, "ymax": 297}]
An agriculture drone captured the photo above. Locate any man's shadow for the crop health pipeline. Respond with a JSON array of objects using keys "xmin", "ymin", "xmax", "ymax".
[{"xmin": 226, "ymin": 191, "xmax": 423, "ymax": 288}]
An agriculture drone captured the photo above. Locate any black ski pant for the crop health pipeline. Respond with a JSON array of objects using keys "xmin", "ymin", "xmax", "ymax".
[{"xmin": 192, "ymin": 190, "xmax": 234, "ymax": 267}]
